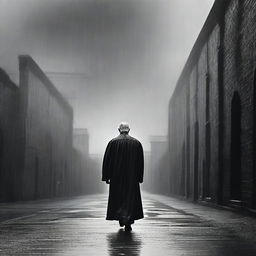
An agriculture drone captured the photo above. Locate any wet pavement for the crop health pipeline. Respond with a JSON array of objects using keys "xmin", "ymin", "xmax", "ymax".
[{"xmin": 0, "ymin": 193, "xmax": 256, "ymax": 255}]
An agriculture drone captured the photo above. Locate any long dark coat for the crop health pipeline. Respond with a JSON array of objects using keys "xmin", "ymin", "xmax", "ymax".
[{"xmin": 102, "ymin": 134, "xmax": 144, "ymax": 223}]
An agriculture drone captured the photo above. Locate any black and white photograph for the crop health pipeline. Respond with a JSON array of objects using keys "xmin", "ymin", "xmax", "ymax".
[{"xmin": 0, "ymin": 0, "xmax": 256, "ymax": 255}]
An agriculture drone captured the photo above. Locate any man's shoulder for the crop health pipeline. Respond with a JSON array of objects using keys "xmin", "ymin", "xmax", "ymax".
[
  {"xmin": 127, "ymin": 135, "xmax": 140, "ymax": 143},
  {"xmin": 108, "ymin": 136, "xmax": 121, "ymax": 144},
  {"xmin": 111, "ymin": 135, "xmax": 141, "ymax": 144},
  {"xmin": 120, "ymin": 135, "xmax": 142, "ymax": 146}
]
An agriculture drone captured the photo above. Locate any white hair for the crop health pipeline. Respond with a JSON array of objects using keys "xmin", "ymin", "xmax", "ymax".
[{"xmin": 118, "ymin": 122, "xmax": 130, "ymax": 132}]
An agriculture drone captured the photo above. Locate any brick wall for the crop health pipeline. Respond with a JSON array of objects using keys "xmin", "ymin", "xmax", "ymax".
[{"xmin": 167, "ymin": 0, "xmax": 256, "ymax": 210}]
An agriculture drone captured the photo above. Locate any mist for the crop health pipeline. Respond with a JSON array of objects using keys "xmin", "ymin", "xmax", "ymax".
[{"xmin": 0, "ymin": 0, "xmax": 214, "ymax": 154}]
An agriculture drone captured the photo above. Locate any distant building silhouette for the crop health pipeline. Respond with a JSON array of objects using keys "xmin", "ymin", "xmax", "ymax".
[
  {"xmin": 0, "ymin": 56, "xmax": 101, "ymax": 202},
  {"xmin": 143, "ymin": 136, "xmax": 169, "ymax": 195}
]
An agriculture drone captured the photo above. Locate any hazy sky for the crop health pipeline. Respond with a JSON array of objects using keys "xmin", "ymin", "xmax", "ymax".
[{"xmin": 0, "ymin": 0, "xmax": 214, "ymax": 154}]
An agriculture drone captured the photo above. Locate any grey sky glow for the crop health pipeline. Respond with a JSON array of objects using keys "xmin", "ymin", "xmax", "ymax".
[{"xmin": 0, "ymin": 0, "xmax": 214, "ymax": 154}]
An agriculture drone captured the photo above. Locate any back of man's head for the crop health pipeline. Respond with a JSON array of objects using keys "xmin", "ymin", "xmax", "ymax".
[{"xmin": 118, "ymin": 122, "xmax": 130, "ymax": 134}]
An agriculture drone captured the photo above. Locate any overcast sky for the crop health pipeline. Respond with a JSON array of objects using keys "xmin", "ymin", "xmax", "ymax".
[{"xmin": 0, "ymin": 0, "xmax": 214, "ymax": 154}]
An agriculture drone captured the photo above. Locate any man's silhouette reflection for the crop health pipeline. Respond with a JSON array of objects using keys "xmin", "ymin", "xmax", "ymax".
[
  {"xmin": 107, "ymin": 229, "xmax": 142, "ymax": 256},
  {"xmin": 102, "ymin": 122, "xmax": 144, "ymax": 231}
]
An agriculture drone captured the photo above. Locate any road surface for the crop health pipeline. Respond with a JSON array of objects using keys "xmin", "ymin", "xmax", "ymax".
[{"xmin": 0, "ymin": 193, "xmax": 256, "ymax": 255}]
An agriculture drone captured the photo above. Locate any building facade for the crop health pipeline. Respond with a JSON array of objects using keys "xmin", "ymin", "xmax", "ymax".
[
  {"xmin": 168, "ymin": 0, "xmax": 256, "ymax": 210},
  {"xmin": 0, "ymin": 69, "xmax": 22, "ymax": 201},
  {"xmin": 19, "ymin": 56, "xmax": 74, "ymax": 200},
  {"xmin": 0, "ymin": 55, "xmax": 101, "ymax": 201}
]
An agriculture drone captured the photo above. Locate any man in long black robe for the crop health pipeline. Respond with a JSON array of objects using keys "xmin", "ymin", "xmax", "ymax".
[{"xmin": 102, "ymin": 122, "xmax": 144, "ymax": 231}]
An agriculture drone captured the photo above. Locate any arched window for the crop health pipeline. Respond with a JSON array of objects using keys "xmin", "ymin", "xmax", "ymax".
[{"xmin": 230, "ymin": 91, "xmax": 242, "ymax": 200}]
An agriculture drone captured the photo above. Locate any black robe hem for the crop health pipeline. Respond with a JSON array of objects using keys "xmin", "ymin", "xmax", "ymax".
[{"xmin": 106, "ymin": 216, "xmax": 144, "ymax": 221}]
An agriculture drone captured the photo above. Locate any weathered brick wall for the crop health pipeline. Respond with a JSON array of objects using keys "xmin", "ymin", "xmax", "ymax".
[
  {"xmin": 239, "ymin": 0, "xmax": 256, "ymax": 208},
  {"xmin": 168, "ymin": 0, "xmax": 256, "ymax": 210},
  {"xmin": 208, "ymin": 25, "xmax": 220, "ymax": 202},
  {"xmin": 168, "ymin": 78, "xmax": 187, "ymax": 197},
  {"xmin": 19, "ymin": 56, "xmax": 73, "ymax": 200},
  {"xmin": 197, "ymin": 44, "xmax": 207, "ymax": 200},
  {"xmin": 222, "ymin": 0, "xmax": 240, "ymax": 205},
  {"xmin": 222, "ymin": 0, "xmax": 256, "ymax": 208},
  {"xmin": 188, "ymin": 66, "xmax": 198, "ymax": 200}
]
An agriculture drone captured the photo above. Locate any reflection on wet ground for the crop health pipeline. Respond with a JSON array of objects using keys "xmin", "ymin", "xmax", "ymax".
[
  {"xmin": 107, "ymin": 229, "xmax": 142, "ymax": 256},
  {"xmin": 0, "ymin": 193, "xmax": 255, "ymax": 255}
]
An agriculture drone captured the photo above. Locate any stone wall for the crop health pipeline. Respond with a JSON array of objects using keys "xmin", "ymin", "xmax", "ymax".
[{"xmin": 168, "ymin": 0, "xmax": 256, "ymax": 210}]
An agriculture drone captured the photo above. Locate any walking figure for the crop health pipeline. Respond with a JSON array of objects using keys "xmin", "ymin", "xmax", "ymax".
[{"xmin": 102, "ymin": 122, "xmax": 144, "ymax": 231}]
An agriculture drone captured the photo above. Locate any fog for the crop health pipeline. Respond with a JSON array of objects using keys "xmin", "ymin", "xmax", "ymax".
[{"xmin": 0, "ymin": 0, "xmax": 214, "ymax": 154}]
